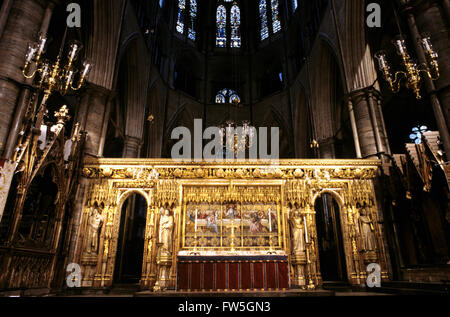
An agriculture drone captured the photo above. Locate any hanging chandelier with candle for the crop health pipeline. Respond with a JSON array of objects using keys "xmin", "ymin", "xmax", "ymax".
[
  {"xmin": 215, "ymin": 27, "xmax": 256, "ymax": 159},
  {"xmin": 374, "ymin": 34, "xmax": 439, "ymax": 100}
]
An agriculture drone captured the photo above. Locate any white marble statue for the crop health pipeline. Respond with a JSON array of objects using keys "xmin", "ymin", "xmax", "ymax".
[
  {"xmin": 159, "ymin": 209, "xmax": 174, "ymax": 255},
  {"xmin": 85, "ymin": 204, "xmax": 104, "ymax": 254},
  {"xmin": 359, "ymin": 207, "xmax": 377, "ymax": 252},
  {"xmin": 290, "ymin": 209, "xmax": 305, "ymax": 253}
]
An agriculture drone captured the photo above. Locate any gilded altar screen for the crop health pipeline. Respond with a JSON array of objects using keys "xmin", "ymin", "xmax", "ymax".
[{"xmin": 181, "ymin": 185, "xmax": 283, "ymax": 251}]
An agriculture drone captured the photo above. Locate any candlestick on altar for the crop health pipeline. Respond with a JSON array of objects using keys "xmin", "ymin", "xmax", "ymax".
[
  {"xmin": 195, "ymin": 209, "xmax": 198, "ymax": 232},
  {"xmin": 304, "ymin": 215, "xmax": 309, "ymax": 243},
  {"xmin": 269, "ymin": 208, "xmax": 272, "ymax": 232}
]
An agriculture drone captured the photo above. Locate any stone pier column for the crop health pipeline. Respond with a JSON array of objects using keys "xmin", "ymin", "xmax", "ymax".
[
  {"xmin": 3, "ymin": 1, "xmax": 55, "ymax": 160},
  {"xmin": 412, "ymin": 1, "xmax": 450, "ymax": 124},
  {"xmin": 443, "ymin": 0, "xmax": 450, "ymax": 22},
  {"xmin": 0, "ymin": 0, "xmax": 14, "ymax": 38},
  {"xmin": 349, "ymin": 88, "xmax": 389, "ymax": 159},
  {"xmin": 0, "ymin": 0, "xmax": 50, "ymax": 157},
  {"xmin": 318, "ymin": 137, "xmax": 336, "ymax": 159},
  {"xmin": 77, "ymin": 86, "xmax": 112, "ymax": 158},
  {"xmin": 399, "ymin": 0, "xmax": 450, "ymax": 157},
  {"xmin": 123, "ymin": 136, "xmax": 142, "ymax": 158}
]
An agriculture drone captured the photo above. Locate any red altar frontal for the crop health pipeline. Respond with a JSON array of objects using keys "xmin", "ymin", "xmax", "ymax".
[{"xmin": 176, "ymin": 256, "xmax": 290, "ymax": 291}]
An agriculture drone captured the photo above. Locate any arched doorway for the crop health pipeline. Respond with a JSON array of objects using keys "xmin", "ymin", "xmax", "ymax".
[
  {"xmin": 114, "ymin": 193, "xmax": 148, "ymax": 284},
  {"xmin": 314, "ymin": 192, "xmax": 347, "ymax": 282}
]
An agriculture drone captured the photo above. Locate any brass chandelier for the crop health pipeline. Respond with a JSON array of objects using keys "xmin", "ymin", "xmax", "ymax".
[
  {"xmin": 218, "ymin": 42, "xmax": 255, "ymax": 158},
  {"xmin": 219, "ymin": 120, "xmax": 255, "ymax": 156},
  {"xmin": 374, "ymin": 34, "xmax": 439, "ymax": 100},
  {"xmin": 13, "ymin": 30, "xmax": 92, "ymax": 166},
  {"xmin": 15, "ymin": 31, "xmax": 92, "ymax": 158},
  {"xmin": 23, "ymin": 32, "xmax": 92, "ymax": 100}
]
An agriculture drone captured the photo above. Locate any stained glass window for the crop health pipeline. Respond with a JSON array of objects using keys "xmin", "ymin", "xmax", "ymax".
[
  {"xmin": 188, "ymin": 0, "xmax": 197, "ymax": 41},
  {"xmin": 216, "ymin": 89, "xmax": 228, "ymax": 103},
  {"xmin": 259, "ymin": 0, "xmax": 269, "ymax": 41},
  {"xmin": 216, "ymin": 94, "xmax": 226, "ymax": 104},
  {"xmin": 230, "ymin": 5, "xmax": 241, "ymax": 48},
  {"xmin": 176, "ymin": 0, "xmax": 186, "ymax": 34},
  {"xmin": 271, "ymin": 0, "xmax": 281, "ymax": 33},
  {"xmin": 292, "ymin": 0, "xmax": 298, "ymax": 11},
  {"xmin": 216, "ymin": 5, "xmax": 227, "ymax": 47},
  {"xmin": 229, "ymin": 93, "xmax": 241, "ymax": 104},
  {"xmin": 409, "ymin": 126, "xmax": 429, "ymax": 144},
  {"xmin": 215, "ymin": 89, "xmax": 240, "ymax": 104}
]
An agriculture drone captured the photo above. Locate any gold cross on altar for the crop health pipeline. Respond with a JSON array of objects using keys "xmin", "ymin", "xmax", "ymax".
[{"xmin": 54, "ymin": 105, "xmax": 71, "ymax": 124}]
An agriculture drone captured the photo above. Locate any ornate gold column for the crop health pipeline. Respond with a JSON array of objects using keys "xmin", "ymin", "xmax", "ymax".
[
  {"xmin": 346, "ymin": 204, "xmax": 362, "ymax": 285},
  {"xmin": 78, "ymin": 180, "xmax": 111, "ymax": 287},
  {"xmin": 140, "ymin": 205, "xmax": 158, "ymax": 289},
  {"xmin": 98, "ymin": 194, "xmax": 117, "ymax": 288},
  {"xmin": 343, "ymin": 179, "xmax": 391, "ymax": 285},
  {"xmin": 285, "ymin": 179, "xmax": 322, "ymax": 289},
  {"xmin": 288, "ymin": 205, "xmax": 307, "ymax": 288},
  {"xmin": 305, "ymin": 204, "xmax": 321, "ymax": 288}
]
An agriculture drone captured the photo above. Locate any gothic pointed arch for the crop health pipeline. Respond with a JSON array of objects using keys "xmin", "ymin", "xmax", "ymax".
[
  {"xmin": 85, "ymin": 0, "xmax": 126, "ymax": 91},
  {"xmin": 163, "ymin": 106, "xmax": 197, "ymax": 158},
  {"xmin": 293, "ymin": 83, "xmax": 313, "ymax": 158}
]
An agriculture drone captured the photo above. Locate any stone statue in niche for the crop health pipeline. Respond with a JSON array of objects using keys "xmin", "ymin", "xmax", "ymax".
[
  {"xmin": 159, "ymin": 208, "xmax": 174, "ymax": 256},
  {"xmin": 85, "ymin": 202, "xmax": 104, "ymax": 254},
  {"xmin": 359, "ymin": 207, "xmax": 376, "ymax": 252},
  {"xmin": 154, "ymin": 207, "xmax": 175, "ymax": 292},
  {"xmin": 290, "ymin": 208, "xmax": 305, "ymax": 254}
]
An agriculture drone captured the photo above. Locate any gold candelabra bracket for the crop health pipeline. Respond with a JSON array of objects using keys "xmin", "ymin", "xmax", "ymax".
[
  {"xmin": 219, "ymin": 121, "xmax": 256, "ymax": 158},
  {"xmin": 374, "ymin": 34, "xmax": 440, "ymax": 100},
  {"xmin": 22, "ymin": 33, "xmax": 93, "ymax": 97},
  {"xmin": 14, "ymin": 33, "xmax": 92, "ymax": 168}
]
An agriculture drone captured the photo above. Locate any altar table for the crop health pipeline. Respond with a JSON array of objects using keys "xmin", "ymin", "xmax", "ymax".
[{"xmin": 176, "ymin": 255, "xmax": 289, "ymax": 291}]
